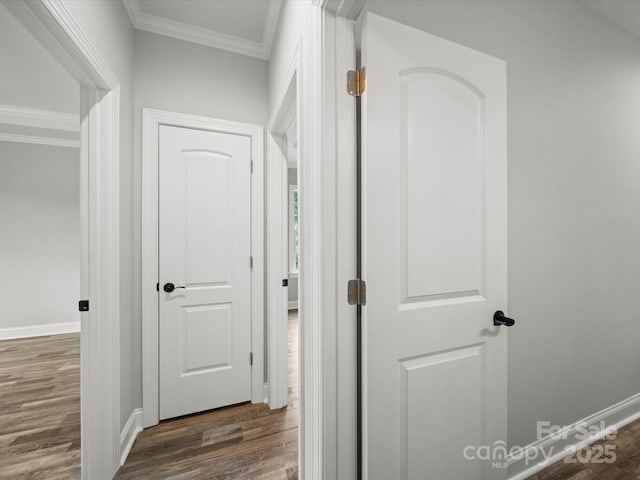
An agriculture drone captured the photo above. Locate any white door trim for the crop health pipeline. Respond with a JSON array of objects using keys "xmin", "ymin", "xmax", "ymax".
[
  {"xmin": 263, "ymin": 3, "xmax": 360, "ymax": 477},
  {"xmin": 267, "ymin": 26, "xmax": 326, "ymax": 478},
  {"xmin": 267, "ymin": 44, "xmax": 299, "ymax": 411},
  {"xmin": 142, "ymin": 108, "xmax": 265, "ymax": 427},
  {"xmin": 3, "ymin": 1, "xmax": 122, "ymax": 478},
  {"xmin": 319, "ymin": 14, "xmax": 358, "ymax": 479},
  {"xmin": 296, "ymin": 3, "xmax": 360, "ymax": 478},
  {"xmin": 266, "ymin": 10, "xmax": 330, "ymax": 475}
]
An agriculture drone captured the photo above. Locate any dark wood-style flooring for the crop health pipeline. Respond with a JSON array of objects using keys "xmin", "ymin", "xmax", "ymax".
[
  {"xmin": 0, "ymin": 333, "xmax": 80, "ymax": 480},
  {"xmin": 4, "ymin": 316, "xmax": 640, "ymax": 480},
  {"xmin": 526, "ymin": 419, "xmax": 640, "ymax": 480},
  {"xmin": 115, "ymin": 309, "xmax": 299, "ymax": 480}
]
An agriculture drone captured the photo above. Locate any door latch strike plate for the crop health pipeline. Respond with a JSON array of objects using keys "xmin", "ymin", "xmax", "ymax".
[{"xmin": 348, "ymin": 279, "xmax": 366, "ymax": 305}]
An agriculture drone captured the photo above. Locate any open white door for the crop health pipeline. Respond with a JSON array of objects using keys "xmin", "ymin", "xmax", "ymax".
[
  {"xmin": 361, "ymin": 13, "xmax": 508, "ymax": 480},
  {"xmin": 158, "ymin": 125, "xmax": 253, "ymax": 420},
  {"xmin": 266, "ymin": 132, "xmax": 291, "ymax": 409}
]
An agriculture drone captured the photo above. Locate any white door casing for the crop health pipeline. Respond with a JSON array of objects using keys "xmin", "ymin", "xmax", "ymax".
[
  {"xmin": 142, "ymin": 110, "xmax": 264, "ymax": 428},
  {"xmin": 158, "ymin": 125, "xmax": 253, "ymax": 420},
  {"xmin": 361, "ymin": 13, "xmax": 507, "ymax": 480},
  {"xmin": 266, "ymin": 132, "xmax": 291, "ymax": 410},
  {"xmin": 267, "ymin": 68, "xmax": 297, "ymax": 410}
]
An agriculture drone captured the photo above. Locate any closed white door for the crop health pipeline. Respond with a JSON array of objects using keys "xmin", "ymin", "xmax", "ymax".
[
  {"xmin": 158, "ymin": 125, "xmax": 253, "ymax": 420},
  {"xmin": 361, "ymin": 13, "xmax": 508, "ymax": 480}
]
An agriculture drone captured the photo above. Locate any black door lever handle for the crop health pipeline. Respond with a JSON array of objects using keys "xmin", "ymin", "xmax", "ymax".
[
  {"xmin": 493, "ymin": 310, "xmax": 515, "ymax": 327},
  {"xmin": 163, "ymin": 282, "xmax": 186, "ymax": 293}
]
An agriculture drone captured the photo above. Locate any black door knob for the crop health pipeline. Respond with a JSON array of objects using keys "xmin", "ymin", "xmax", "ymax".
[
  {"xmin": 493, "ymin": 310, "xmax": 515, "ymax": 327},
  {"xmin": 163, "ymin": 282, "xmax": 186, "ymax": 293}
]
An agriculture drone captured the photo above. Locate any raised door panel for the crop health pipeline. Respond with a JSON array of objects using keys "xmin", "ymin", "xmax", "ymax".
[
  {"xmin": 184, "ymin": 150, "xmax": 233, "ymax": 286},
  {"xmin": 398, "ymin": 346, "xmax": 485, "ymax": 480},
  {"xmin": 180, "ymin": 303, "xmax": 232, "ymax": 375},
  {"xmin": 401, "ymin": 69, "xmax": 485, "ymax": 304}
]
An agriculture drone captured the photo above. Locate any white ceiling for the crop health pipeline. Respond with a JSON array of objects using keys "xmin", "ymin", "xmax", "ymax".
[
  {"xmin": 123, "ymin": 0, "xmax": 281, "ymax": 60},
  {"xmin": 579, "ymin": 0, "xmax": 640, "ymax": 39}
]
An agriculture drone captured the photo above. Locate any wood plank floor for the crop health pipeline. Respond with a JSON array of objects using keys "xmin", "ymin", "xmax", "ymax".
[
  {"xmin": 525, "ymin": 418, "xmax": 640, "ymax": 480},
  {"xmin": 6, "ymin": 315, "xmax": 639, "ymax": 480},
  {"xmin": 115, "ymin": 310, "xmax": 299, "ymax": 480},
  {"xmin": 0, "ymin": 333, "xmax": 80, "ymax": 480}
]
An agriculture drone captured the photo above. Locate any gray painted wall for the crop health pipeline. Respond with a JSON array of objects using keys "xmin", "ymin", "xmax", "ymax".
[
  {"xmin": 0, "ymin": 143, "xmax": 79, "ymax": 329},
  {"xmin": 133, "ymin": 30, "xmax": 269, "ymax": 414},
  {"xmin": 365, "ymin": 0, "xmax": 640, "ymax": 448},
  {"xmin": 0, "ymin": 3, "xmax": 78, "ymax": 113},
  {"xmin": 0, "ymin": 7, "xmax": 80, "ymax": 330}
]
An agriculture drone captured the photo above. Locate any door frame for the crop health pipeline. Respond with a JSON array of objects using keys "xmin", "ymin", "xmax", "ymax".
[
  {"xmin": 309, "ymin": 2, "xmax": 367, "ymax": 478},
  {"xmin": 267, "ymin": 45, "xmax": 298, "ymax": 410},
  {"xmin": 3, "ymin": 1, "xmax": 122, "ymax": 478},
  {"xmin": 141, "ymin": 108, "xmax": 265, "ymax": 427},
  {"xmin": 265, "ymin": 2, "xmax": 361, "ymax": 477}
]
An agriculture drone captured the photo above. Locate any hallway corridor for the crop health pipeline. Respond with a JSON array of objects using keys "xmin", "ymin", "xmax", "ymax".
[{"xmin": 115, "ymin": 310, "xmax": 299, "ymax": 479}]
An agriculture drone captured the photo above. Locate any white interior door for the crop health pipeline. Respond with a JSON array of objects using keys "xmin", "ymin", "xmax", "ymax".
[
  {"xmin": 158, "ymin": 125, "xmax": 253, "ymax": 420},
  {"xmin": 266, "ymin": 133, "xmax": 290, "ymax": 409},
  {"xmin": 361, "ymin": 13, "xmax": 508, "ymax": 480}
]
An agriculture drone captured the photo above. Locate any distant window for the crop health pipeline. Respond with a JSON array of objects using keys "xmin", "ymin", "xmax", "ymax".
[{"xmin": 289, "ymin": 185, "xmax": 299, "ymax": 273}]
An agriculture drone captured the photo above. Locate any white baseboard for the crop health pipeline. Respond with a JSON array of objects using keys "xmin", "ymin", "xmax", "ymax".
[
  {"xmin": 288, "ymin": 301, "xmax": 298, "ymax": 310},
  {"xmin": 0, "ymin": 321, "xmax": 80, "ymax": 340},
  {"xmin": 120, "ymin": 408, "xmax": 143, "ymax": 466},
  {"xmin": 508, "ymin": 392, "xmax": 640, "ymax": 479}
]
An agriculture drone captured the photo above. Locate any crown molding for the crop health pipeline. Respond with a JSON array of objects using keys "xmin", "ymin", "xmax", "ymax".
[
  {"xmin": 123, "ymin": 0, "xmax": 281, "ymax": 60},
  {"xmin": 0, "ymin": 104, "xmax": 80, "ymax": 149},
  {"xmin": 0, "ymin": 104, "xmax": 79, "ymax": 132},
  {"xmin": 0, "ymin": 132, "xmax": 79, "ymax": 149}
]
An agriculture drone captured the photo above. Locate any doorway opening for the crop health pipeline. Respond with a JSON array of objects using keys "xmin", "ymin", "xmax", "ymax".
[
  {"xmin": 0, "ymin": 5, "xmax": 79, "ymax": 478},
  {"xmin": 266, "ymin": 58, "xmax": 301, "ymax": 425},
  {"xmin": 0, "ymin": 143, "xmax": 81, "ymax": 478},
  {"xmin": 130, "ymin": 53, "xmax": 303, "ymax": 480},
  {"xmin": 286, "ymin": 123, "xmax": 300, "ymax": 426},
  {"xmin": 1, "ymin": 1, "xmax": 123, "ymax": 478},
  {"xmin": 140, "ymin": 111, "xmax": 266, "ymax": 425}
]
